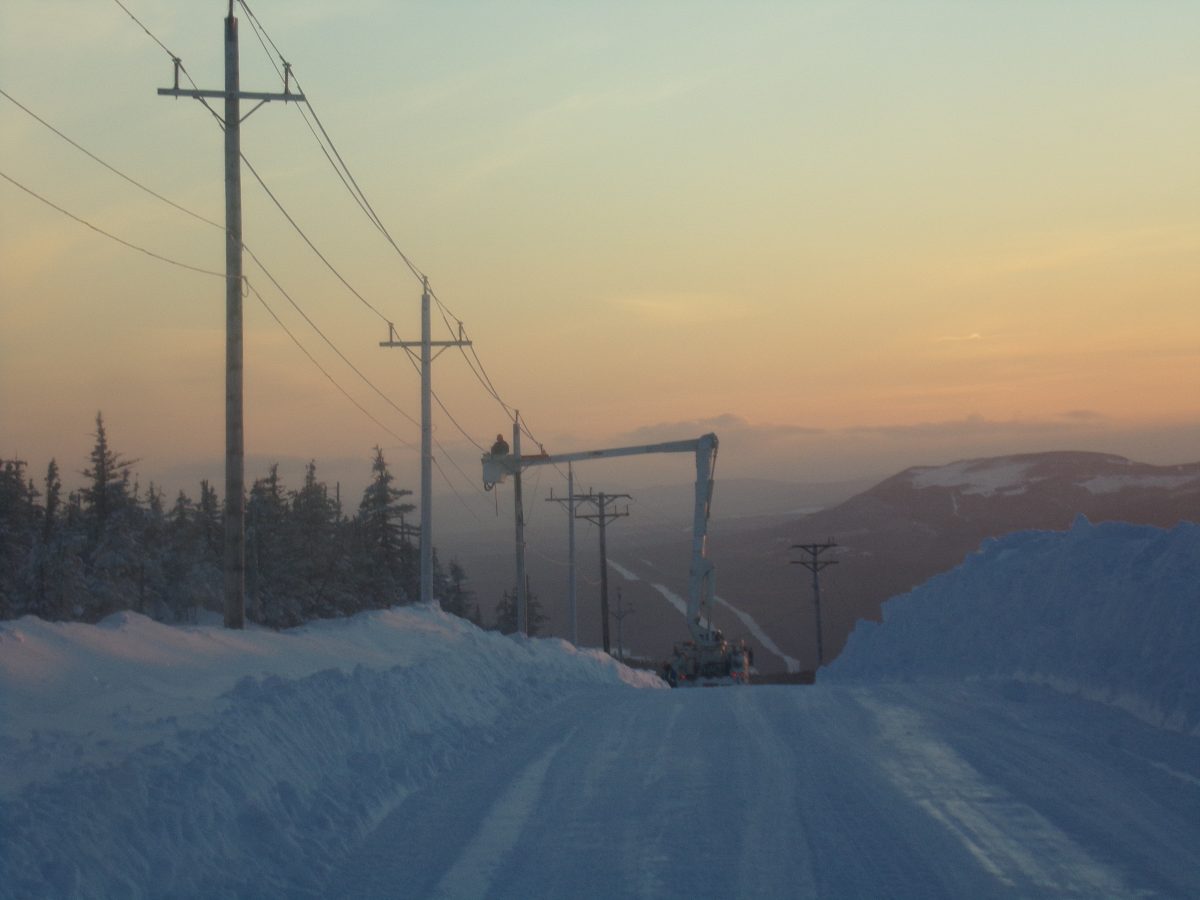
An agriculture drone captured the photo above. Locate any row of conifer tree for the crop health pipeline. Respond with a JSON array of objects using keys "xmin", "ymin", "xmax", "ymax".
[{"xmin": 0, "ymin": 414, "xmax": 545, "ymax": 633}]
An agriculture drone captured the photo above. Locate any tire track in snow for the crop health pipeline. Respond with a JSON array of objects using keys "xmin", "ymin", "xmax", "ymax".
[
  {"xmin": 609, "ymin": 559, "xmax": 800, "ymax": 673},
  {"xmin": 430, "ymin": 729, "xmax": 575, "ymax": 900},
  {"xmin": 860, "ymin": 695, "xmax": 1131, "ymax": 896}
]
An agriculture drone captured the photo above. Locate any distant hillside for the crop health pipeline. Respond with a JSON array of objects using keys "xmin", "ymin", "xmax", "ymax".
[
  {"xmin": 707, "ymin": 451, "xmax": 1200, "ymax": 673},
  {"xmin": 443, "ymin": 452, "xmax": 1199, "ymax": 678}
]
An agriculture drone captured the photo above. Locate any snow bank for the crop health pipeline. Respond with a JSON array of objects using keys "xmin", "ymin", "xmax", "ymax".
[
  {"xmin": 824, "ymin": 517, "xmax": 1200, "ymax": 734},
  {"xmin": 0, "ymin": 607, "xmax": 662, "ymax": 898}
]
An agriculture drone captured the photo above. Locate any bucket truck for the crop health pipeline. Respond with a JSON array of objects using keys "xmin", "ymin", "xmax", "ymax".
[{"xmin": 482, "ymin": 432, "xmax": 749, "ymax": 686}]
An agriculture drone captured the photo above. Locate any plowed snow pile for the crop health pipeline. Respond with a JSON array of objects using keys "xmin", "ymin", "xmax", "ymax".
[
  {"xmin": 0, "ymin": 608, "xmax": 662, "ymax": 897},
  {"xmin": 824, "ymin": 516, "xmax": 1200, "ymax": 733}
]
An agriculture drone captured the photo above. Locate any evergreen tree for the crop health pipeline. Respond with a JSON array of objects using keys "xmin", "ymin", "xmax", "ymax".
[
  {"xmin": 493, "ymin": 585, "xmax": 548, "ymax": 636},
  {"xmin": 354, "ymin": 448, "xmax": 415, "ymax": 609},
  {"xmin": 73, "ymin": 416, "xmax": 142, "ymax": 620},
  {"xmin": 196, "ymin": 480, "xmax": 222, "ymax": 567},
  {"xmin": 135, "ymin": 483, "xmax": 169, "ymax": 618},
  {"xmin": 247, "ymin": 466, "xmax": 289, "ymax": 625},
  {"xmin": 0, "ymin": 459, "xmax": 34, "ymax": 618},
  {"xmin": 80, "ymin": 412, "xmax": 136, "ymax": 545},
  {"xmin": 442, "ymin": 558, "xmax": 474, "ymax": 619},
  {"xmin": 42, "ymin": 459, "xmax": 61, "ymax": 544}
]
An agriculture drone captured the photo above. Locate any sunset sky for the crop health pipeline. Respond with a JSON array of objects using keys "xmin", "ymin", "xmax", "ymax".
[{"xmin": 2, "ymin": 0, "xmax": 1197, "ymax": 508}]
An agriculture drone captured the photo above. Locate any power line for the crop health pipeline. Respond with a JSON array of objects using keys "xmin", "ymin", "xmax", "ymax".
[
  {"xmin": 239, "ymin": 152, "xmax": 392, "ymax": 325},
  {"xmin": 246, "ymin": 280, "xmax": 416, "ymax": 450},
  {"xmin": 235, "ymin": 0, "xmax": 539, "ymax": 448},
  {"xmin": 233, "ymin": 1, "xmax": 555, "ymax": 479},
  {"xmin": 242, "ymin": 246, "xmax": 420, "ymax": 430},
  {"xmin": 0, "ymin": 169, "xmax": 224, "ymax": 278},
  {"xmin": 0, "ymin": 88, "xmax": 223, "ymax": 231},
  {"xmin": 111, "ymin": 0, "xmax": 223, "ymax": 125},
  {"xmin": 0, "ymin": 88, "xmax": 423, "ymax": 440},
  {"xmin": 111, "ymin": 0, "xmax": 191, "ymax": 76}
]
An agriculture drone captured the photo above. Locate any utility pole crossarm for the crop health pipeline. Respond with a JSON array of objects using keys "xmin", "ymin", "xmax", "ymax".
[{"xmin": 157, "ymin": 88, "xmax": 304, "ymax": 103}]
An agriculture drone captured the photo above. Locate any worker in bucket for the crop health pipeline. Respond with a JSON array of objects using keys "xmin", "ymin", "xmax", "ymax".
[{"xmin": 491, "ymin": 434, "xmax": 510, "ymax": 456}]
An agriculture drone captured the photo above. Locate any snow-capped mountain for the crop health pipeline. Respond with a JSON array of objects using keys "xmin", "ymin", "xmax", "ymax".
[{"xmin": 698, "ymin": 452, "xmax": 1200, "ymax": 673}]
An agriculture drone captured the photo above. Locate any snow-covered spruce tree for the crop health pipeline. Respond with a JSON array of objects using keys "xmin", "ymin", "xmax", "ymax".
[
  {"xmin": 79, "ymin": 415, "xmax": 142, "ymax": 621},
  {"xmin": 0, "ymin": 458, "xmax": 35, "ymax": 618},
  {"xmin": 287, "ymin": 460, "xmax": 345, "ymax": 622},
  {"xmin": 353, "ymin": 447, "xmax": 415, "ymax": 610},
  {"xmin": 247, "ymin": 465, "xmax": 289, "ymax": 626},
  {"xmin": 26, "ymin": 459, "xmax": 88, "ymax": 621},
  {"xmin": 132, "ymin": 482, "xmax": 170, "ymax": 619}
]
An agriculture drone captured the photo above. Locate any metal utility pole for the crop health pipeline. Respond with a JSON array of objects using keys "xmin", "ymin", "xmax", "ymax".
[
  {"xmin": 544, "ymin": 463, "xmax": 579, "ymax": 645},
  {"xmin": 380, "ymin": 277, "xmax": 471, "ymax": 606},
  {"xmin": 575, "ymin": 491, "xmax": 631, "ymax": 654},
  {"xmin": 158, "ymin": 2, "xmax": 302, "ymax": 629},
  {"xmin": 791, "ymin": 540, "xmax": 838, "ymax": 667}
]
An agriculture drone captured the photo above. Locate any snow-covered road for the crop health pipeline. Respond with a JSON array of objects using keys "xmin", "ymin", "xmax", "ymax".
[{"xmin": 324, "ymin": 682, "xmax": 1199, "ymax": 899}]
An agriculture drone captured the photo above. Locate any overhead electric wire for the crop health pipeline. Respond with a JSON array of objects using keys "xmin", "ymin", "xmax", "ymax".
[
  {"xmin": 242, "ymin": 246, "xmax": 420, "ymax": 430},
  {"xmin": 111, "ymin": 0, "xmax": 224, "ymax": 126},
  {"xmin": 3, "ymin": 85, "xmax": 424, "ymax": 448},
  {"xmin": 0, "ymin": 88, "xmax": 223, "ymax": 231},
  {"xmin": 111, "ymin": 0, "xmax": 191, "ymax": 76},
  {"xmin": 239, "ymin": 1, "xmax": 423, "ymax": 282},
  {"xmin": 246, "ymin": 280, "xmax": 415, "ymax": 450},
  {"xmin": 236, "ymin": 0, "xmax": 563, "ymax": 475},
  {"xmin": 0, "ymin": 170, "xmax": 224, "ymax": 278},
  {"xmin": 239, "ymin": 152, "xmax": 393, "ymax": 325}
]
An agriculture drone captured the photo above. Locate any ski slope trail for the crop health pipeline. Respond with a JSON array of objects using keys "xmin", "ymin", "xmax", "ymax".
[{"xmin": 322, "ymin": 683, "xmax": 1197, "ymax": 898}]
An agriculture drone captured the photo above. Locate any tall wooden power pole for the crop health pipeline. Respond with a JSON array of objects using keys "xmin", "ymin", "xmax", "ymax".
[
  {"xmin": 380, "ymin": 277, "xmax": 471, "ymax": 606},
  {"xmin": 791, "ymin": 540, "xmax": 838, "ymax": 667},
  {"xmin": 575, "ymin": 491, "xmax": 630, "ymax": 654},
  {"xmin": 158, "ymin": 2, "xmax": 302, "ymax": 629}
]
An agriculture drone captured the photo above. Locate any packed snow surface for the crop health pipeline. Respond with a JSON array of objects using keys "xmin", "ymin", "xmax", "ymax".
[{"xmin": 3, "ymin": 517, "xmax": 1199, "ymax": 898}]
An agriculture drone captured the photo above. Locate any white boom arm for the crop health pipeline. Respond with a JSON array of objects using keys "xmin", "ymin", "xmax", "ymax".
[{"xmin": 482, "ymin": 434, "xmax": 720, "ymax": 645}]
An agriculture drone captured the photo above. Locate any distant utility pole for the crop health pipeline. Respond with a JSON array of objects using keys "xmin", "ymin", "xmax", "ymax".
[
  {"xmin": 512, "ymin": 415, "xmax": 528, "ymax": 634},
  {"xmin": 611, "ymin": 587, "xmax": 634, "ymax": 662},
  {"xmin": 791, "ymin": 540, "xmax": 838, "ymax": 667},
  {"xmin": 157, "ymin": 2, "xmax": 303, "ymax": 629},
  {"xmin": 544, "ymin": 462, "xmax": 580, "ymax": 645},
  {"xmin": 380, "ymin": 276, "xmax": 471, "ymax": 606},
  {"xmin": 575, "ymin": 491, "xmax": 630, "ymax": 654}
]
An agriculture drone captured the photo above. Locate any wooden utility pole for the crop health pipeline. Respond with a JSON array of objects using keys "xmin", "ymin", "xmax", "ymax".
[
  {"xmin": 544, "ymin": 463, "xmax": 580, "ymax": 645},
  {"xmin": 791, "ymin": 540, "xmax": 838, "ymax": 667},
  {"xmin": 380, "ymin": 277, "xmax": 471, "ymax": 606},
  {"xmin": 512, "ymin": 416, "xmax": 528, "ymax": 634},
  {"xmin": 158, "ymin": 2, "xmax": 303, "ymax": 629},
  {"xmin": 575, "ymin": 491, "xmax": 630, "ymax": 654}
]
